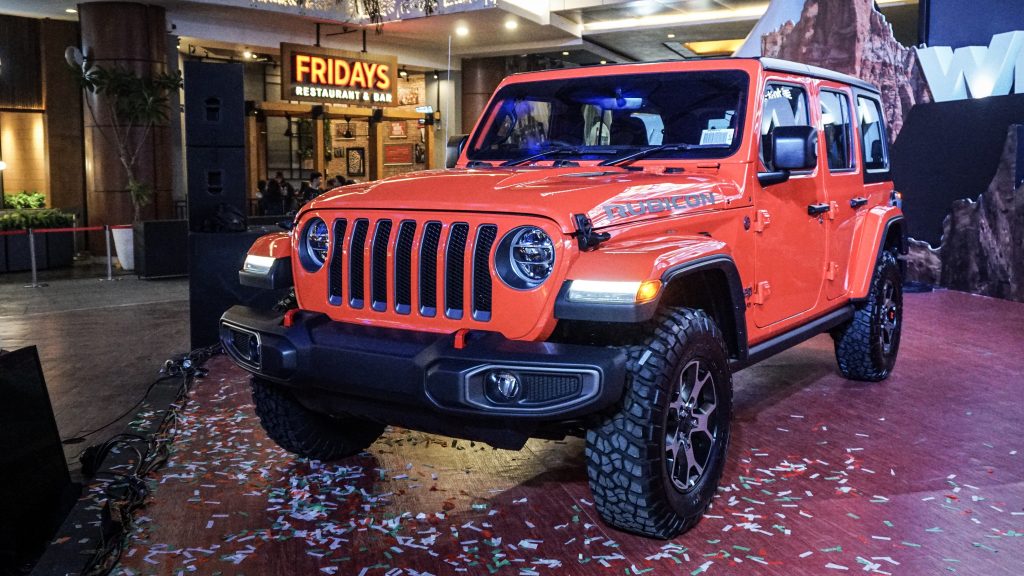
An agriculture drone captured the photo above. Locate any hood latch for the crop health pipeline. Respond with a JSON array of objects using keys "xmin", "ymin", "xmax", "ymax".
[{"xmin": 572, "ymin": 214, "xmax": 611, "ymax": 251}]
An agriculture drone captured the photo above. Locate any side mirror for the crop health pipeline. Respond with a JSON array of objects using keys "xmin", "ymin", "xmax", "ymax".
[
  {"xmin": 446, "ymin": 135, "xmax": 468, "ymax": 168},
  {"xmin": 771, "ymin": 125, "xmax": 818, "ymax": 171}
]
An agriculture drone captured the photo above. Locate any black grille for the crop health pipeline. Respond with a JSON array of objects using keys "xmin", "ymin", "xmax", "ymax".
[
  {"xmin": 419, "ymin": 222, "xmax": 442, "ymax": 317},
  {"xmin": 229, "ymin": 328, "xmax": 259, "ymax": 366},
  {"xmin": 371, "ymin": 220, "xmax": 393, "ymax": 312},
  {"xmin": 445, "ymin": 223, "xmax": 469, "ymax": 319},
  {"xmin": 394, "ymin": 221, "xmax": 416, "ymax": 314},
  {"xmin": 328, "ymin": 219, "xmax": 347, "ymax": 305},
  {"xmin": 321, "ymin": 217, "xmax": 499, "ymax": 322},
  {"xmin": 522, "ymin": 374, "xmax": 582, "ymax": 404},
  {"xmin": 349, "ymin": 219, "xmax": 369, "ymax": 307},
  {"xmin": 472, "ymin": 225, "xmax": 498, "ymax": 321}
]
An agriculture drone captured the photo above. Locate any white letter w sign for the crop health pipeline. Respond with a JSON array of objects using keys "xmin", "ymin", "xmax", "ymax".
[{"xmin": 917, "ymin": 31, "xmax": 1024, "ymax": 102}]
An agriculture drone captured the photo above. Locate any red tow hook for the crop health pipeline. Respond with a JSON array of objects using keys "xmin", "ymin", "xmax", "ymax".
[
  {"xmin": 453, "ymin": 328, "xmax": 471, "ymax": 350},
  {"xmin": 283, "ymin": 309, "xmax": 299, "ymax": 328}
]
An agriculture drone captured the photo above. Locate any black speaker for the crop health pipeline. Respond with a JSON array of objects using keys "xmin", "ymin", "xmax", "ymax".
[
  {"xmin": 134, "ymin": 220, "xmax": 189, "ymax": 278},
  {"xmin": 184, "ymin": 61, "xmax": 247, "ymax": 233},
  {"xmin": 186, "ymin": 146, "xmax": 246, "ymax": 230},
  {"xmin": 371, "ymin": 108, "xmax": 384, "ymax": 123},
  {"xmin": 0, "ymin": 347, "xmax": 73, "ymax": 571},
  {"xmin": 189, "ymin": 230, "xmax": 291, "ymax": 348},
  {"xmin": 184, "ymin": 62, "xmax": 245, "ymax": 148}
]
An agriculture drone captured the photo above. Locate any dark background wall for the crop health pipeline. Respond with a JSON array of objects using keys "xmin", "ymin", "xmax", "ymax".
[
  {"xmin": 0, "ymin": 15, "xmax": 43, "ymax": 111},
  {"xmin": 922, "ymin": 0, "xmax": 1024, "ymax": 48}
]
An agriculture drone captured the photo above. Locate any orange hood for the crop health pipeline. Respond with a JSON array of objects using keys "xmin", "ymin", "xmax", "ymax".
[{"xmin": 304, "ymin": 167, "xmax": 743, "ymax": 233}]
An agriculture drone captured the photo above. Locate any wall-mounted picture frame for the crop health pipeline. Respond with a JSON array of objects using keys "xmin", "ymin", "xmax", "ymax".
[
  {"xmin": 333, "ymin": 147, "xmax": 345, "ymax": 159},
  {"xmin": 346, "ymin": 147, "xmax": 366, "ymax": 176},
  {"xmin": 384, "ymin": 144, "xmax": 414, "ymax": 166},
  {"xmin": 388, "ymin": 120, "xmax": 408, "ymax": 139}
]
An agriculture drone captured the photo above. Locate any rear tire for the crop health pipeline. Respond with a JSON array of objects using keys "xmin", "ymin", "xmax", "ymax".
[
  {"xmin": 251, "ymin": 377, "xmax": 385, "ymax": 460},
  {"xmin": 832, "ymin": 250, "xmax": 903, "ymax": 381},
  {"xmin": 585, "ymin": 308, "xmax": 732, "ymax": 539}
]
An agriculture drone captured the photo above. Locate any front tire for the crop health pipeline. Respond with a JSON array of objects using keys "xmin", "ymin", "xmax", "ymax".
[
  {"xmin": 832, "ymin": 250, "xmax": 903, "ymax": 381},
  {"xmin": 251, "ymin": 377, "xmax": 385, "ymax": 460},
  {"xmin": 586, "ymin": 308, "xmax": 733, "ymax": 539}
]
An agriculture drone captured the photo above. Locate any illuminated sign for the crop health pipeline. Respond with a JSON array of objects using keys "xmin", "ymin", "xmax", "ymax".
[
  {"xmin": 917, "ymin": 31, "xmax": 1024, "ymax": 102},
  {"xmin": 280, "ymin": 43, "xmax": 398, "ymax": 106}
]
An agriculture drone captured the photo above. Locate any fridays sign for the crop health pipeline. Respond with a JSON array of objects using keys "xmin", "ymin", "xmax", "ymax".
[{"xmin": 281, "ymin": 43, "xmax": 399, "ymax": 106}]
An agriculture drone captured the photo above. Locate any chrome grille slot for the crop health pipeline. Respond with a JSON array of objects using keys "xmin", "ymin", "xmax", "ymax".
[
  {"xmin": 328, "ymin": 219, "xmax": 347, "ymax": 305},
  {"xmin": 445, "ymin": 223, "xmax": 470, "ymax": 319},
  {"xmin": 394, "ymin": 220, "xmax": 416, "ymax": 315},
  {"xmin": 472, "ymin": 225, "xmax": 498, "ymax": 321},
  {"xmin": 419, "ymin": 222, "xmax": 442, "ymax": 317},
  {"xmin": 371, "ymin": 219, "xmax": 393, "ymax": 312},
  {"xmin": 348, "ymin": 218, "xmax": 369, "ymax": 308}
]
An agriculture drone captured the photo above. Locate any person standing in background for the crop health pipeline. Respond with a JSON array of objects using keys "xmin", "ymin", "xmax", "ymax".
[{"xmin": 299, "ymin": 171, "xmax": 324, "ymax": 205}]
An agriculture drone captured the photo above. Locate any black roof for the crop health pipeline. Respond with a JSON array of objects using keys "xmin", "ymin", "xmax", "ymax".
[{"xmin": 757, "ymin": 58, "xmax": 879, "ymax": 93}]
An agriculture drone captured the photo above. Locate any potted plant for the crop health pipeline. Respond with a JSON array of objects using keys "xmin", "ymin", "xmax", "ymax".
[{"xmin": 70, "ymin": 59, "xmax": 182, "ymax": 271}]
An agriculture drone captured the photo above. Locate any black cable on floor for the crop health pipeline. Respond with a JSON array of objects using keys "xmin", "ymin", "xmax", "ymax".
[{"xmin": 76, "ymin": 343, "xmax": 221, "ymax": 576}]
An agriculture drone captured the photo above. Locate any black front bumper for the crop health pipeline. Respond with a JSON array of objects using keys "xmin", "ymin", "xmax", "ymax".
[{"xmin": 219, "ymin": 306, "xmax": 627, "ymax": 447}]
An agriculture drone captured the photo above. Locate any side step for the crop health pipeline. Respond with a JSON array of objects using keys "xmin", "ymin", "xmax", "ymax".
[{"xmin": 731, "ymin": 305, "xmax": 854, "ymax": 371}]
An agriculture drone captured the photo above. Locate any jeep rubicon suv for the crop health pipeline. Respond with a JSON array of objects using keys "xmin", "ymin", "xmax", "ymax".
[{"xmin": 221, "ymin": 57, "xmax": 905, "ymax": 539}]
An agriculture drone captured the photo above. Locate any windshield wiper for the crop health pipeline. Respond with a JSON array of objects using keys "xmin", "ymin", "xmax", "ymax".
[
  {"xmin": 501, "ymin": 146, "xmax": 617, "ymax": 167},
  {"xmin": 598, "ymin": 143, "xmax": 729, "ymax": 167}
]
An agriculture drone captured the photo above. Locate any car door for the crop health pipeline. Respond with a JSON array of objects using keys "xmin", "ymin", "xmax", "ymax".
[
  {"xmin": 818, "ymin": 84, "xmax": 861, "ymax": 300},
  {"xmin": 752, "ymin": 80, "xmax": 828, "ymax": 329}
]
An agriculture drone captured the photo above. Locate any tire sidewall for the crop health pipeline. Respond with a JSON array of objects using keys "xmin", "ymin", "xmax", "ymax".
[
  {"xmin": 657, "ymin": 330, "xmax": 732, "ymax": 518},
  {"xmin": 869, "ymin": 254, "xmax": 903, "ymax": 373}
]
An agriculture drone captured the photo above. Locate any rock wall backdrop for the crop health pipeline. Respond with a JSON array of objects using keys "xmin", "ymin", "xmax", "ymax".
[{"xmin": 746, "ymin": 0, "xmax": 1024, "ymax": 303}]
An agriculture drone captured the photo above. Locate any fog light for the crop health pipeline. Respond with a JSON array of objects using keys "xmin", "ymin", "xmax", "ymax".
[{"xmin": 486, "ymin": 370, "xmax": 521, "ymax": 402}]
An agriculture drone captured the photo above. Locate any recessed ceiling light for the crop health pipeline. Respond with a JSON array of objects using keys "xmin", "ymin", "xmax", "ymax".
[
  {"xmin": 243, "ymin": 51, "xmax": 253, "ymax": 59},
  {"xmin": 683, "ymin": 38, "xmax": 745, "ymax": 56},
  {"xmin": 600, "ymin": 60, "xmax": 607, "ymax": 64},
  {"xmin": 65, "ymin": 8, "xmax": 77, "ymax": 13},
  {"xmin": 505, "ymin": 20, "xmax": 518, "ymax": 30},
  {"xmin": 455, "ymin": 25, "xmax": 469, "ymax": 37},
  {"xmin": 562, "ymin": 51, "xmax": 570, "ymax": 56},
  {"xmin": 667, "ymin": 33, "xmax": 676, "ymax": 39}
]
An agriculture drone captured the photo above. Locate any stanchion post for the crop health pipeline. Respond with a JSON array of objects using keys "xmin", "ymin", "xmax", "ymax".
[
  {"xmin": 24, "ymin": 229, "xmax": 47, "ymax": 289},
  {"xmin": 104, "ymin": 225, "xmax": 114, "ymax": 281}
]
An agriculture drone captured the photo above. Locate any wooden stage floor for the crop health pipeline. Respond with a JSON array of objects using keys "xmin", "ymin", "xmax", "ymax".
[{"xmin": 96, "ymin": 290, "xmax": 1022, "ymax": 575}]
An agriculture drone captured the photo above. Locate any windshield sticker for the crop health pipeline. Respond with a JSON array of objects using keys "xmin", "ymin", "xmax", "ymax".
[
  {"xmin": 700, "ymin": 128, "xmax": 734, "ymax": 146},
  {"xmin": 604, "ymin": 192, "xmax": 717, "ymax": 220}
]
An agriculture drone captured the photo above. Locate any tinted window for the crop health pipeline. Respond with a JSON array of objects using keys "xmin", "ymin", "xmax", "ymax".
[
  {"xmin": 467, "ymin": 71, "xmax": 749, "ymax": 162},
  {"xmin": 760, "ymin": 83, "xmax": 809, "ymax": 170},
  {"xmin": 857, "ymin": 96, "xmax": 888, "ymax": 172},
  {"xmin": 820, "ymin": 90, "xmax": 854, "ymax": 170}
]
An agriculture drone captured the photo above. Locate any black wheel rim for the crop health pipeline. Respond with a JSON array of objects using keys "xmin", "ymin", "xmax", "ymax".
[
  {"xmin": 878, "ymin": 278, "xmax": 900, "ymax": 356},
  {"xmin": 665, "ymin": 359, "xmax": 719, "ymax": 493}
]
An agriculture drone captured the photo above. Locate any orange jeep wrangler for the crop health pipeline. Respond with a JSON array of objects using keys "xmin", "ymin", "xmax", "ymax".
[{"xmin": 221, "ymin": 57, "xmax": 905, "ymax": 539}]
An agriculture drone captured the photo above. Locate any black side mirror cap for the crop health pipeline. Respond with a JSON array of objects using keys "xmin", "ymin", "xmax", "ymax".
[
  {"xmin": 446, "ymin": 135, "xmax": 468, "ymax": 168},
  {"xmin": 757, "ymin": 170, "xmax": 790, "ymax": 187},
  {"xmin": 771, "ymin": 125, "xmax": 818, "ymax": 171}
]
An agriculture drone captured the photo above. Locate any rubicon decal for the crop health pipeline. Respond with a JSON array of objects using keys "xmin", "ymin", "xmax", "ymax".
[{"xmin": 603, "ymin": 192, "xmax": 717, "ymax": 220}]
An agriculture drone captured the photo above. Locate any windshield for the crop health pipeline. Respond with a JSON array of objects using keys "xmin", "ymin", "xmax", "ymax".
[{"xmin": 467, "ymin": 70, "xmax": 749, "ymax": 163}]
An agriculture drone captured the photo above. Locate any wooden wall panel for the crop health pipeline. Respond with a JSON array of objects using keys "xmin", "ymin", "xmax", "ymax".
[{"xmin": 0, "ymin": 15, "xmax": 43, "ymax": 111}]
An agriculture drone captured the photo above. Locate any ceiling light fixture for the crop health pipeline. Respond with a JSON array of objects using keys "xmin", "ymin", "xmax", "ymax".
[
  {"xmin": 600, "ymin": 60, "xmax": 608, "ymax": 65},
  {"xmin": 583, "ymin": 4, "xmax": 768, "ymax": 33},
  {"xmin": 432, "ymin": 71, "xmax": 439, "ymax": 79},
  {"xmin": 683, "ymin": 38, "xmax": 745, "ymax": 56},
  {"xmin": 399, "ymin": 67, "xmax": 409, "ymax": 78},
  {"xmin": 505, "ymin": 20, "xmax": 518, "ymax": 30},
  {"xmin": 667, "ymin": 33, "xmax": 676, "ymax": 39},
  {"xmin": 65, "ymin": 8, "xmax": 77, "ymax": 14},
  {"xmin": 455, "ymin": 25, "xmax": 469, "ymax": 37},
  {"xmin": 562, "ymin": 51, "xmax": 570, "ymax": 56},
  {"xmin": 343, "ymin": 117, "xmax": 353, "ymax": 139},
  {"xmin": 243, "ymin": 51, "xmax": 253, "ymax": 59}
]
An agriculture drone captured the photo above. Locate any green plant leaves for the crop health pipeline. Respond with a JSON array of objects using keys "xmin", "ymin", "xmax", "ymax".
[{"xmin": 0, "ymin": 209, "xmax": 74, "ymax": 231}]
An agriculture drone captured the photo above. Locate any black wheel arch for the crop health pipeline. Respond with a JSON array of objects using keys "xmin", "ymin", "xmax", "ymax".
[{"xmin": 658, "ymin": 256, "xmax": 748, "ymax": 362}]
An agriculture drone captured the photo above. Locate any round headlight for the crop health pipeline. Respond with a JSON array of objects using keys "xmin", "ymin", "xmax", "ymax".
[
  {"xmin": 496, "ymin": 226, "xmax": 555, "ymax": 289},
  {"xmin": 302, "ymin": 217, "xmax": 329, "ymax": 271}
]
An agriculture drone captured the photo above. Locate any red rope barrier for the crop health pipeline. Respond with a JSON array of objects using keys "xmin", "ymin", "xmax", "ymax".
[{"xmin": 0, "ymin": 224, "xmax": 131, "ymax": 236}]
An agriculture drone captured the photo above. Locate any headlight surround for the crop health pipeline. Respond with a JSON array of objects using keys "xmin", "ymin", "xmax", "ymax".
[
  {"xmin": 495, "ymin": 226, "xmax": 555, "ymax": 289},
  {"xmin": 300, "ymin": 217, "xmax": 329, "ymax": 271}
]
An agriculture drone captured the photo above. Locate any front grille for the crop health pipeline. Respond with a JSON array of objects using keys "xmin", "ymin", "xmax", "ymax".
[
  {"xmin": 326, "ymin": 217, "xmax": 497, "ymax": 321},
  {"xmin": 521, "ymin": 373, "xmax": 582, "ymax": 404}
]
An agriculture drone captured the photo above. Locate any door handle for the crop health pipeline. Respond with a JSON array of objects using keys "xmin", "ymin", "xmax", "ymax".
[
  {"xmin": 850, "ymin": 197, "xmax": 868, "ymax": 209},
  {"xmin": 807, "ymin": 203, "xmax": 831, "ymax": 216}
]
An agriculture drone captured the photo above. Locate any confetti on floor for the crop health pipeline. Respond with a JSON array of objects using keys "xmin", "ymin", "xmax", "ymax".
[{"xmin": 94, "ymin": 291, "xmax": 1023, "ymax": 575}]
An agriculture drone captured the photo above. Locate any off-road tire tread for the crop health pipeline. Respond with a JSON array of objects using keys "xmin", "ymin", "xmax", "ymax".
[
  {"xmin": 833, "ymin": 251, "xmax": 902, "ymax": 382},
  {"xmin": 585, "ymin": 308, "xmax": 731, "ymax": 539},
  {"xmin": 251, "ymin": 377, "xmax": 385, "ymax": 461}
]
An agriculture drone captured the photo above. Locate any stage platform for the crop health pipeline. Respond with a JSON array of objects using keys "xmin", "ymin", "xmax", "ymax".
[{"xmin": 55, "ymin": 290, "xmax": 1024, "ymax": 575}]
